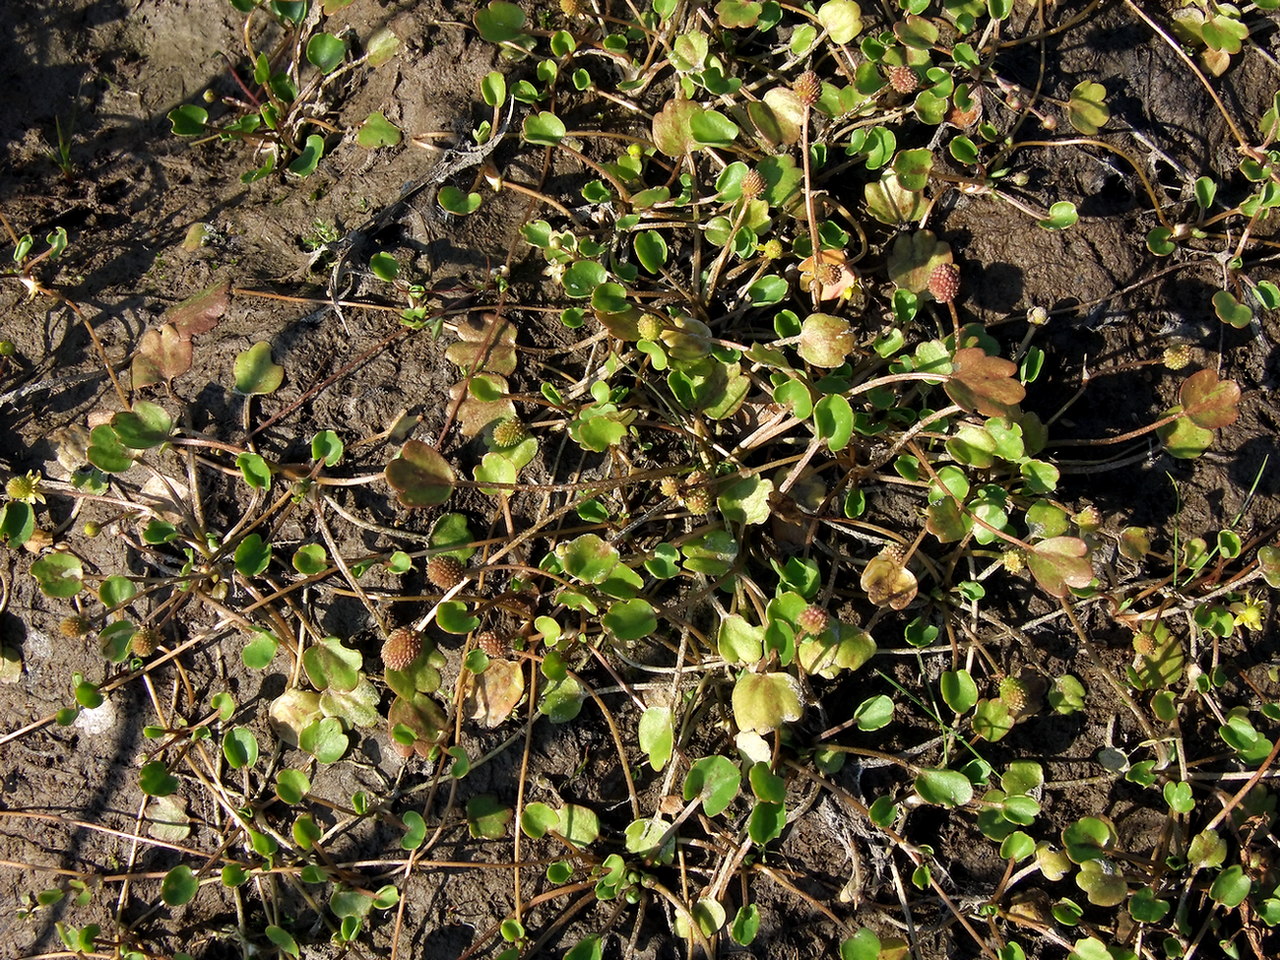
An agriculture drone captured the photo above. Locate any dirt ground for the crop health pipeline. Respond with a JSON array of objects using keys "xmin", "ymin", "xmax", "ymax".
[{"xmin": 1, "ymin": 2, "xmax": 1279, "ymax": 959}]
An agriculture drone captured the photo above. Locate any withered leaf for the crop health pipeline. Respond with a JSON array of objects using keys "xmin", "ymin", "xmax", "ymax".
[
  {"xmin": 945, "ymin": 347, "xmax": 1026, "ymax": 418},
  {"xmin": 131, "ymin": 323, "xmax": 192, "ymax": 388}
]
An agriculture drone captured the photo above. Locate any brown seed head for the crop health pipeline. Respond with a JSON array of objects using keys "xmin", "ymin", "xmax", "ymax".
[
  {"xmin": 60, "ymin": 614, "xmax": 93, "ymax": 638},
  {"xmin": 741, "ymin": 168, "xmax": 766, "ymax": 199},
  {"xmin": 132, "ymin": 627, "xmax": 160, "ymax": 657},
  {"xmin": 887, "ymin": 65, "xmax": 918, "ymax": 95},
  {"xmin": 427, "ymin": 555, "xmax": 464, "ymax": 590},
  {"xmin": 882, "ymin": 542, "xmax": 908, "ymax": 566},
  {"xmin": 383, "ymin": 627, "xmax": 423, "ymax": 671},
  {"xmin": 815, "ymin": 261, "xmax": 844, "ymax": 288},
  {"xmin": 797, "ymin": 605, "xmax": 831, "ymax": 636},
  {"xmin": 928, "ymin": 263, "xmax": 961, "ymax": 303},
  {"xmin": 1132, "ymin": 632, "xmax": 1157, "ymax": 657},
  {"xmin": 637, "ymin": 314, "xmax": 664, "ymax": 341},
  {"xmin": 681, "ymin": 487, "xmax": 712, "ymax": 516},
  {"xmin": 792, "ymin": 70, "xmax": 821, "ymax": 106},
  {"xmin": 999, "ymin": 676, "xmax": 1030, "ymax": 715},
  {"xmin": 475, "ymin": 630, "xmax": 506, "ymax": 658}
]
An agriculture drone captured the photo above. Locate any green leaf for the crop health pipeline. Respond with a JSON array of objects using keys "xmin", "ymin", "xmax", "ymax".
[
  {"xmin": 306, "ymin": 33, "xmax": 346, "ymax": 73},
  {"xmin": 562, "ymin": 260, "xmax": 607, "ymax": 298},
  {"xmin": 275, "ymin": 769, "xmax": 310, "ymax": 804},
  {"xmin": 564, "ymin": 936, "xmax": 602, "ymax": 960},
  {"xmin": 466, "ymin": 794, "xmax": 512, "ymax": 839},
  {"xmin": 522, "ymin": 111, "xmax": 566, "ymax": 146},
  {"xmin": 1213, "ymin": 290, "xmax": 1252, "ymax": 329},
  {"xmin": 366, "ymin": 27, "xmax": 399, "ymax": 66},
  {"xmin": 87, "ymin": 424, "xmax": 134, "ymax": 473},
  {"xmin": 732, "ymin": 671, "xmax": 804, "ymax": 733},
  {"xmin": 633, "ymin": 231, "xmax": 668, "ymax": 273},
  {"xmin": 242, "ymin": 631, "xmax": 278, "ymax": 669},
  {"xmin": 941, "ymin": 670, "xmax": 978, "ymax": 714},
  {"xmin": 1038, "ymin": 201, "xmax": 1078, "ymax": 230},
  {"xmin": 287, "ymin": 134, "xmax": 325, "ymax": 177},
  {"xmin": 474, "ymin": 1, "xmax": 526, "ymax": 44},
  {"xmin": 520, "ymin": 802, "xmax": 559, "ymax": 838},
  {"xmin": 222, "ymin": 727, "xmax": 259, "ymax": 769},
  {"xmin": 161, "ymin": 865, "xmax": 198, "ymax": 906},
  {"xmin": 853, "ymin": 694, "xmax": 894, "ymax": 731},
  {"xmin": 233, "ymin": 342, "xmax": 284, "ymax": 395},
  {"xmin": 0, "ymin": 501, "xmax": 34, "ymax": 548},
  {"xmin": 302, "ymin": 636, "xmax": 362, "ymax": 692},
  {"xmin": 716, "ymin": 475, "xmax": 773, "ymax": 525},
  {"xmin": 840, "ymin": 928, "xmax": 881, "ymax": 960},
  {"xmin": 731, "ymin": 904, "xmax": 761, "ymax": 945},
  {"xmin": 684, "ymin": 755, "xmax": 741, "ymax": 817},
  {"xmin": 602, "ymin": 598, "xmax": 656, "ymax": 640},
  {"xmin": 233, "ymin": 534, "xmax": 271, "ymax": 577},
  {"xmin": 168, "ymin": 104, "xmax": 208, "ymax": 136},
  {"xmin": 1209, "ymin": 865, "xmax": 1251, "ymax": 907},
  {"xmin": 401, "ymin": 811, "xmax": 426, "ymax": 849},
  {"xmin": 817, "ymin": 0, "xmax": 863, "ymax": 43},
  {"xmin": 139, "ymin": 761, "xmax": 179, "ymax": 797},
  {"xmin": 98, "ymin": 575, "xmax": 136, "ymax": 610},
  {"xmin": 357, "ymin": 111, "xmax": 401, "ymax": 148},
  {"xmin": 112, "ymin": 402, "xmax": 172, "ymax": 449},
  {"xmin": 813, "ymin": 394, "xmax": 854, "ymax": 451},
  {"xmin": 236, "ymin": 452, "xmax": 272, "ymax": 490},
  {"xmin": 32, "ymin": 553, "xmax": 84, "ymax": 598},
  {"xmin": 1067, "ymin": 81, "xmax": 1109, "ymax": 135},
  {"xmin": 292, "ymin": 544, "xmax": 327, "ymax": 575},
  {"xmin": 438, "ymin": 186, "xmax": 482, "ymax": 215},
  {"xmin": 914, "ymin": 768, "xmax": 974, "ymax": 807},
  {"xmin": 480, "ymin": 71, "xmax": 507, "ymax": 107},
  {"xmin": 436, "ymin": 600, "xmax": 480, "ymax": 634},
  {"xmin": 689, "ymin": 109, "xmax": 740, "ymax": 147}
]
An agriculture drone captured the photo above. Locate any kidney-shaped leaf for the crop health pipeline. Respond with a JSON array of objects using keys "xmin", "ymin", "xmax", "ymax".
[
  {"xmin": 385, "ymin": 441, "xmax": 455, "ymax": 508},
  {"xmin": 132, "ymin": 323, "xmax": 192, "ymax": 388},
  {"xmin": 683, "ymin": 755, "xmax": 741, "ymax": 817},
  {"xmin": 1027, "ymin": 537, "xmax": 1093, "ymax": 597},
  {"xmin": 234, "ymin": 341, "xmax": 284, "ymax": 395},
  {"xmin": 945, "ymin": 348, "xmax": 1026, "ymax": 417},
  {"xmin": 732, "ymin": 671, "xmax": 804, "ymax": 733},
  {"xmin": 1178, "ymin": 368, "xmax": 1241, "ymax": 429}
]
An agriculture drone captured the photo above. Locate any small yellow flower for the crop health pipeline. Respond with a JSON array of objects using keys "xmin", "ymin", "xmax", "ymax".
[
  {"xmin": 5, "ymin": 471, "xmax": 45, "ymax": 505},
  {"xmin": 1229, "ymin": 594, "xmax": 1265, "ymax": 632}
]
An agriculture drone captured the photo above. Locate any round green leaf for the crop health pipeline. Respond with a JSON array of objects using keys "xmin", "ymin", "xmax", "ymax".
[
  {"xmin": 523, "ymin": 111, "xmax": 566, "ymax": 146},
  {"xmin": 602, "ymin": 598, "xmax": 656, "ymax": 640},
  {"xmin": 242, "ymin": 631, "xmax": 278, "ymax": 669},
  {"xmin": 112, "ymin": 401, "xmax": 172, "ymax": 449},
  {"xmin": 161, "ymin": 864, "xmax": 198, "ymax": 906},
  {"xmin": 357, "ymin": 111, "xmax": 402, "ymax": 148},
  {"xmin": 168, "ymin": 104, "xmax": 208, "ymax": 136},
  {"xmin": 306, "ymin": 33, "xmax": 346, "ymax": 74},
  {"xmin": 275, "ymin": 769, "xmax": 310, "ymax": 804},
  {"xmin": 562, "ymin": 260, "xmax": 607, "ymax": 298},
  {"xmin": 684, "ymin": 755, "xmax": 741, "ymax": 817},
  {"xmin": 287, "ymin": 134, "xmax": 325, "ymax": 177},
  {"xmin": 99, "ymin": 575, "xmax": 137, "ymax": 609},
  {"xmin": 438, "ymin": 186, "xmax": 482, "ymax": 215},
  {"xmin": 233, "ymin": 534, "xmax": 271, "ymax": 577},
  {"xmin": 233, "ymin": 341, "xmax": 284, "ymax": 395},
  {"xmin": 32, "ymin": 553, "xmax": 84, "ymax": 598},
  {"xmin": 633, "ymin": 231, "xmax": 668, "ymax": 273},
  {"xmin": 236, "ymin": 452, "xmax": 272, "ymax": 491},
  {"xmin": 914, "ymin": 768, "xmax": 974, "ymax": 807},
  {"xmin": 292, "ymin": 544, "xmax": 328, "ymax": 576},
  {"xmin": 223, "ymin": 727, "xmax": 259, "ymax": 769},
  {"xmin": 385, "ymin": 440, "xmax": 455, "ymax": 508}
]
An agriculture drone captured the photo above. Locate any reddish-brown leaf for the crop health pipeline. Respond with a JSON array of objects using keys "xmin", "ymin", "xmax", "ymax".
[
  {"xmin": 1178, "ymin": 369, "xmax": 1240, "ymax": 429},
  {"xmin": 166, "ymin": 280, "xmax": 230, "ymax": 338},
  {"xmin": 131, "ymin": 323, "xmax": 192, "ymax": 388},
  {"xmin": 1026, "ymin": 537, "xmax": 1093, "ymax": 598},
  {"xmin": 945, "ymin": 347, "xmax": 1026, "ymax": 418}
]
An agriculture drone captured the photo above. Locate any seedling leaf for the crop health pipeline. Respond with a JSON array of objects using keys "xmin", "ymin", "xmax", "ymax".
[{"xmin": 233, "ymin": 341, "xmax": 284, "ymax": 395}]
